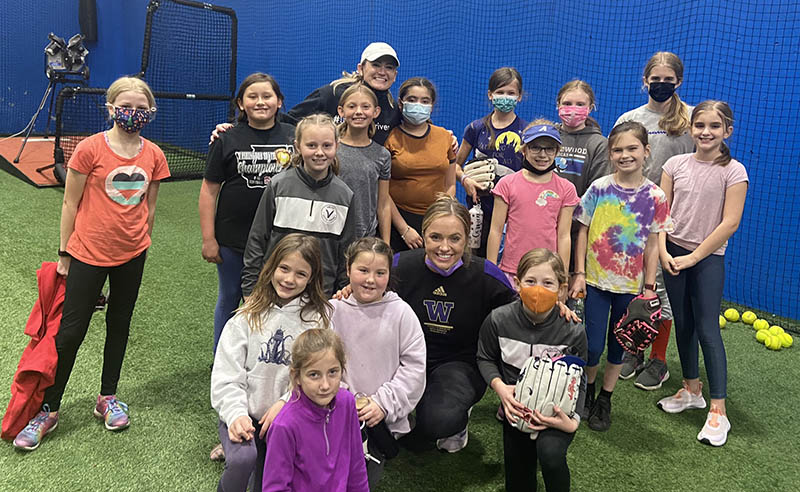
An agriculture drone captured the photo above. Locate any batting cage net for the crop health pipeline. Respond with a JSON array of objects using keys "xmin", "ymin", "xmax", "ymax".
[
  {"xmin": 53, "ymin": 86, "xmax": 230, "ymax": 180},
  {"xmin": 140, "ymin": 0, "xmax": 237, "ymax": 97},
  {"xmin": 237, "ymin": 0, "xmax": 799, "ymax": 328}
]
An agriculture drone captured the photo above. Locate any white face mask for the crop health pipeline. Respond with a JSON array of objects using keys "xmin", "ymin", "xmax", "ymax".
[{"xmin": 402, "ymin": 102, "xmax": 432, "ymax": 125}]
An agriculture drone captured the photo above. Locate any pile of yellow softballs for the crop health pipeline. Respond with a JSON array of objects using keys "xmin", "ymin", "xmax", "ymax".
[{"xmin": 721, "ymin": 308, "xmax": 794, "ymax": 351}]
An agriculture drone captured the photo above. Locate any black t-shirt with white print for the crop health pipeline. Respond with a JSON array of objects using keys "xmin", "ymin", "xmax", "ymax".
[{"xmin": 204, "ymin": 121, "xmax": 295, "ymax": 253}]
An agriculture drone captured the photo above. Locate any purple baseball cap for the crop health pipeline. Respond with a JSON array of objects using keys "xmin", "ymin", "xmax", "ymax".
[{"xmin": 522, "ymin": 124, "xmax": 562, "ymax": 145}]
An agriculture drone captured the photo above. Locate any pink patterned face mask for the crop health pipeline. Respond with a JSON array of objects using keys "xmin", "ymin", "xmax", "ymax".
[{"xmin": 558, "ymin": 105, "xmax": 590, "ymax": 128}]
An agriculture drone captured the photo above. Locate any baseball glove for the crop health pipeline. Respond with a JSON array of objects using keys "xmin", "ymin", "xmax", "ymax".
[
  {"xmin": 462, "ymin": 158, "xmax": 498, "ymax": 190},
  {"xmin": 513, "ymin": 356, "xmax": 583, "ymax": 437},
  {"xmin": 613, "ymin": 294, "xmax": 662, "ymax": 354}
]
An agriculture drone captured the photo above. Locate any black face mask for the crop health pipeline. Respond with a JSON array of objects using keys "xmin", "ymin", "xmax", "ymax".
[
  {"xmin": 522, "ymin": 158, "xmax": 556, "ymax": 175},
  {"xmin": 648, "ymin": 82, "xmax": 676, "ymax": 103}
]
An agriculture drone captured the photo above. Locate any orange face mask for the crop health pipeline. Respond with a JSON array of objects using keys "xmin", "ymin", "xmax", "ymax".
[{"xmin": 520, "ymin": 285, "xmax": 558, "ymax": 314}]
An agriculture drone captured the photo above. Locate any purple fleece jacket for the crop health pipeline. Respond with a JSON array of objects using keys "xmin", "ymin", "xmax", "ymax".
[{"xmin": 262, "ymin": 387, "xmax": 369, "ymax": 492}]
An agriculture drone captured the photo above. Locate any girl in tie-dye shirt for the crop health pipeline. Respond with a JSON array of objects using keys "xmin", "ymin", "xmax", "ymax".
[{"xmin": 570, "ymin": 121, "xmax": 672, "ymax": 432}]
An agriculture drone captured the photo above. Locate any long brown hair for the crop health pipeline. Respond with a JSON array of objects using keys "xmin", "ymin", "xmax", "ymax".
[
  {"xmin": 234, "ymin": 72, "xmax": 284, "ymax": 124},
  {"xmin": 289, "ymin": 113, "xmax": 341, "ymax": 175},
  {"xmin": 238, "ymin": 233, "xmax": 331, "ymax": 332},
  {"xmin": 691, "ymin": 100, "xmax": 734, "ymax": 166},
  {"xmin": 643, "ymin": 52, "xmax": 690, "ymax": 136},
  {"xmin": 483, "ymin": 67, "xmax": 523, "ymax": 148}
]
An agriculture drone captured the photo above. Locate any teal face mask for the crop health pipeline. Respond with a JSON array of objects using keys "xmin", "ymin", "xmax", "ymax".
[{"xmin": 492, "ymin": 96, "xmax": 518, "ymax": 113}]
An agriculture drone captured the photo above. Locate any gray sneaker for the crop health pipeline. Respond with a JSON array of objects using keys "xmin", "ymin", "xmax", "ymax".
[
  {"xmin": 634, "ymin": 358, "xmax": 670, "ymax": 390},
  {"xmin": 619, "ymin": 351, "xmax": 644, "ymax": 380}
]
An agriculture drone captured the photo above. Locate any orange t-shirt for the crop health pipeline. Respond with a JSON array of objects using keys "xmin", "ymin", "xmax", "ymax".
[
  {"xmin": 385, "ymin": 124, "xmax": 455, "ymax": 215},
  {"xmin": 66, "ymin": 132, "xmax": 170, "ymax": 266}
]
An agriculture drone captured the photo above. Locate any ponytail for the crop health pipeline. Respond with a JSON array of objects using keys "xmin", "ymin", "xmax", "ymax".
[{"xmin": 658, "ymin": 93, "xmax": 690, "ymax": 136}]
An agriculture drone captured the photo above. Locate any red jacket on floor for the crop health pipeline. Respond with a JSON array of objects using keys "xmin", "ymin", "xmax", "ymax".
[{"xmin": 1, "ymin": 262, "xmax": 65, "ymax": 441}]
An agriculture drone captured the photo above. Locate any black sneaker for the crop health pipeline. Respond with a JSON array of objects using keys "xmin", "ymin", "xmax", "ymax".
[
  {"xmin": 580, "ymin": 388, "xmax": 595, "ymax": 420},
  {"xmin": 588, "ymin": 396, "xmax": 611, "ymax": 431}
]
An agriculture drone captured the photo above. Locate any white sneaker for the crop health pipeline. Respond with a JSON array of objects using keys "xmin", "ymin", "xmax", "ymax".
[
  {"xmin": 657, "ymin": 382, "xmax": 707, "ymax": 414},
  {"xmin": 436, "ymin": 426, "xmax": 468, "ymax": 453},
  {"xmin": 436, "ymin": 407, "xmax": 471, "ymax": 453},
  {"xmin": 697, "ymin": 407, "xmax": 730, "ymax": 447}
]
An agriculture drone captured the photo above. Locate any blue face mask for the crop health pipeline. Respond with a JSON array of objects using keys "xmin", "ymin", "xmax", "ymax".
[
  {"xmin": 402, "ymin": 102, "xmax": 432, "ymax": 125},
  {"xmin": 492, "ymin": 96, "xmax": 518, "ymax": 113}
]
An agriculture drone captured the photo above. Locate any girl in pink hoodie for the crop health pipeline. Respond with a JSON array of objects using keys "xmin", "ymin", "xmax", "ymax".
[{"xmin": 331, "ymin": 237, "xmax": 427, "ymax": 487}]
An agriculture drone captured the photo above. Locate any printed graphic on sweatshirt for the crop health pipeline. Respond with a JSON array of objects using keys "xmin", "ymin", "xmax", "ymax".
[
  {"xmin": 423, "ymin": 299, "xmax": 454, "ymax": 334},
  {"xmin": 235, "ymin": 144, "xmax": 293, "ymax": 188},
  {"xmin": 258, "ymin": 327, "xmax": 294, "ymax": 365},
  {"xmin": 555, "ymin": 147, "xmax": 587, "ymax": 177},
  {"xmin": 105, "ymin": 165, "xmax": 149, "ymax": 205}
]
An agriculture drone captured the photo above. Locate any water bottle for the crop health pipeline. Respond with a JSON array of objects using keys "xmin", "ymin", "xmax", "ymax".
[
  {"xmin": 571, "ymin": 293, "xmax": 585, "ymax": 324},
  {"xmin": 468, "ymin": 203, "xmax": 483, "ymax": 250}
]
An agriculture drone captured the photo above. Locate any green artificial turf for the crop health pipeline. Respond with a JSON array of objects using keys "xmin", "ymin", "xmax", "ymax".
[{"xmin": 0, "ymin": 171, "xmax": 798, "ymax": 491}]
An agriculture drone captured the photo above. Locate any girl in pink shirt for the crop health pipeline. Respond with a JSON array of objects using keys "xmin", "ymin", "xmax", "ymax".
[
  {"xmin": 487, "ymin": 120, "xmax": 579, "ymax": 285},
  {"xmin": 14, "ymin": 76, "xmax": 170, "ymax": 451},
  {"xmin": 656, "ymin": 101, "xmax": 748, "ymax": 447}
]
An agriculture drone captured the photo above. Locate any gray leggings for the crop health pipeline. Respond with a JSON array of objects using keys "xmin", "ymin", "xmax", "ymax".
[{"xmin": 217, "ymin": 418, "xmax": 266, "ymax": 492}]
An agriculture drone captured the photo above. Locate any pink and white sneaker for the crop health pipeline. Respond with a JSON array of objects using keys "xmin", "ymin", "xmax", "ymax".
[
  {"xmin": 697, "ymin": 406, "xmax": 731, "ymax": 447},
  {"xmin": 657, "ymin": 381, "xmax": 707, "ymax": 414}
]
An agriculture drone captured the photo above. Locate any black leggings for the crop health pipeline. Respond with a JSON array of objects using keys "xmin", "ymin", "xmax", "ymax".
[
  {"xmin": 502, "ymin": 420, "xmax": 574, "ymax": 492},
  {"xmin": 43, "ymin": 252, "xmax": 147, "ymax": 411},
  {"xmin": 414, "ymin": 361, "xmax": 487, "ymax": 439}
]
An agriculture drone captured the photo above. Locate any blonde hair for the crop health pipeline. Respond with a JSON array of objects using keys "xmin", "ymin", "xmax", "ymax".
[
  {"xmin": 106, "ymin": 76, "xmax": 156, "ymax": 108},
  {"xmin": 290, "ymin": 114, "xmax": 341, "ymax": 175},
  {"xmin": 421, "ymin": 194, "xmax": 472, "ymax": 265},
  {"xmin": 330, "ymin": 64, "xmax": 396, "ymax": 108},
  {"xmin": 691, "ymin": 100, "xmax": 734, "ymax": 166},
  {"xmin": 643, "ymin": 52, "xmax": 690, "ymax": 136},
  {"xmin": 516, "ymin": 248, "xmax": 568, "ymax": 287},
  {"xmin": 556, "ymin": 79, "xmax": 600, "ymax": 129},
  {"xmin": 289, "ymin": 328, "xmax": 347, "ymax": 389},
  {"xmin": 337, "ymin": 83, "xmax": 378, "ymax": 139},
  {"xmin": 238, "ymin": 233, "xmax": 331, "ymax": 333}
]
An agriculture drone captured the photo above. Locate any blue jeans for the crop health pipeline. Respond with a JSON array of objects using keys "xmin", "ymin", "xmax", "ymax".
[
  {"xmin": 214, "ymin": 246, "xmax": 244, "ymax": 354},
  {"xmin": 584, "ymin": 285, "xmax": 635, "ymax": 366},
  {"xmin": 663, "ymin": 242, "xmax": 727, "ymax": 399}
]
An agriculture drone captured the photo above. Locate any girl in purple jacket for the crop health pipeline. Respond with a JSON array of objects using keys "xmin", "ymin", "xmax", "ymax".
[{"xmin": 262, "ymin": 329, "xmax": 369, "ymax": 492}]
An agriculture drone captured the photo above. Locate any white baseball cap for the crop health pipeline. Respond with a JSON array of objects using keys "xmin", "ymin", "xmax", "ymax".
[{"xmin": 360, "ymin": 42, "xmax": 399, "ymax": 66}]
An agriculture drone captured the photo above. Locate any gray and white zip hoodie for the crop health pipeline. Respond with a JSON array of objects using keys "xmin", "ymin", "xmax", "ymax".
[
  {"xmin": 242, "ymin": 165, "xmax": 355, "ymax": 297},
  {"xmin": 477, "ymin": 299, "xmax": 588, "ymax": 420}
]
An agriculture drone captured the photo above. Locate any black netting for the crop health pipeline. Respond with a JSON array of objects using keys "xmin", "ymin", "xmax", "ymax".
[
  {"xmin": 140, "ymin": 0, "xmax": 236, "ymax": 96},
  {"xmin": 54, "ymin": 86, "xmax": 229, "ymax": 180}
]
